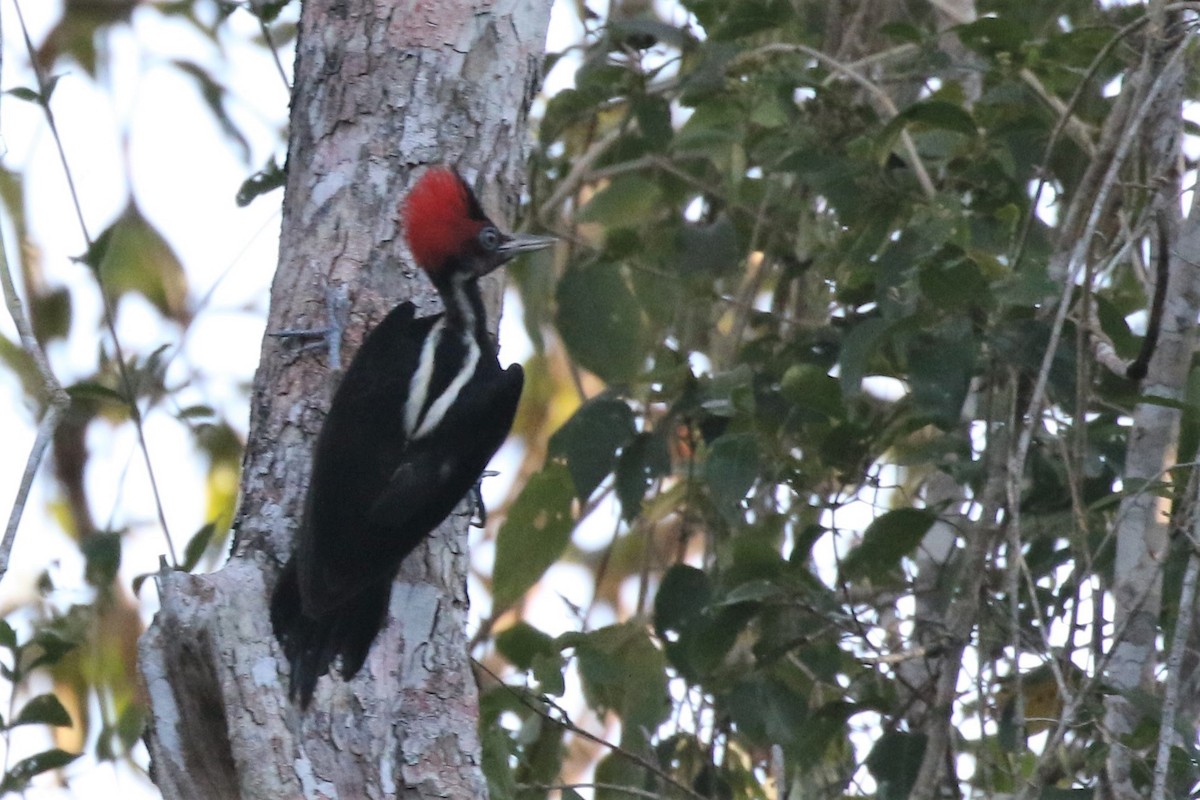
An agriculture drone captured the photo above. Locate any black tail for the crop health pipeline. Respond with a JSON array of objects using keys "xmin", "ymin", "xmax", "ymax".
[{"xmin": 270, "ymin": 559, "xmax": 392, "ymax": 708}]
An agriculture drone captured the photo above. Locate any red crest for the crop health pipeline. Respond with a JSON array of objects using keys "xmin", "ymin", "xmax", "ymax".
[{"xmin": 402, "ymin": 168, "xmax": 485, "ymax": 274}]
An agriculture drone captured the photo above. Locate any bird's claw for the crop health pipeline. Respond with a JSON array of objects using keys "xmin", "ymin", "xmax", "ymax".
[
  {"xmin": 469, "ymin": 470, "xmax": 501, "ymax": 528},
  {"xmin": 268, "ymin": 283, "xmax": 350, "ymax": 369}
]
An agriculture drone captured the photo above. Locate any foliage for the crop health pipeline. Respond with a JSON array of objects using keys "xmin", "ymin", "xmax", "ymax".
[
  {"xmin": 484, "ymin": 1, "xmax": 1200, "ymax": 798},
  {"xmin": 0, "ymin": 0, "xmax": 292, "ymax": 793}
]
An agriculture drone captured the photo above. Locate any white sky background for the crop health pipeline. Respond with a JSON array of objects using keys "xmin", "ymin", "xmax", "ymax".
[
  {"xmin": 0, "ymin": 3, "xmax": 293, "ymax": 795},
  {"xmin": 0, "ymin": 0, "xmax": 585, "ymax": 795}
]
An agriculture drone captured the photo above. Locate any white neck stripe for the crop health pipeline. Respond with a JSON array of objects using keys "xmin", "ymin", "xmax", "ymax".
[
  {"xmin": 404, "ymin": 318, "xmax": 445, "ymax": 437},
  {"xmin": 412, "ymin": 333, "xmax": 480, "ymax": 439}
]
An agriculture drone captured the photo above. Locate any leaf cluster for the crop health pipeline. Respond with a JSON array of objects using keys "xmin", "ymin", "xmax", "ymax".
[{"xmin": 485, "ymin": 0, "xmax": 1195, "ymax": 797}]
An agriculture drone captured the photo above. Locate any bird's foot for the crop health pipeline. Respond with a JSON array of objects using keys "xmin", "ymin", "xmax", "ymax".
[
  {"xmin": 469, "ymin": 470, "xmax": 500, "ymax": 528},
  {"xmin": 268, "ymin": 282, "xmax": 350, "ymax": 369}
]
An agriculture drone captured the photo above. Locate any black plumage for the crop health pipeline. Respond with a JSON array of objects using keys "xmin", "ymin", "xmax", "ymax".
[{"xmin": 270, "ymin": 168, "xmax": 552, "ymax": 707}]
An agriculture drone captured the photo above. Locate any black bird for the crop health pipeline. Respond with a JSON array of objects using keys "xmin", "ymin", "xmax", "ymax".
[{"xmin": 270, "ymin": 167, "xmax": 554, "ymax": 707}]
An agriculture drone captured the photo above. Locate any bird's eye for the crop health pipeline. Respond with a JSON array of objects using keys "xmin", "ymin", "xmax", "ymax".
[{"xmin": 478, "ymin": 226, "xmax": 501, "ymax": 251}]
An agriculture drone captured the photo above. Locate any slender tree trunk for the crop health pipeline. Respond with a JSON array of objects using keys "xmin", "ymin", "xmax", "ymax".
[
  {"xmin": 1102, "ymin": 8, "xmax": 1190, "ymax": 798},
  {"xmin": 137, "ymin": 0, "xmax": 552, "ymax": 796}
]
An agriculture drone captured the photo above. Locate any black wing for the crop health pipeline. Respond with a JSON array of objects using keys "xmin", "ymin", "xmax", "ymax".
[
  {"xmin": 272, "ymin": 302, "xmax": 433, "ymax": 706},
  {"xmin": 271, "ymin": 302, "xmax": 524, "ymax": 707},
  {"xmin": 365, "ymin": 361, "xmax": 524, "ymax": 527}
]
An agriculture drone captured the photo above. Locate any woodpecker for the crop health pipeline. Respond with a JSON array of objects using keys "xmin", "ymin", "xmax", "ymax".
[{"xmin": 270, "ymin": 167, "xmax": 554, "ymax": 707}]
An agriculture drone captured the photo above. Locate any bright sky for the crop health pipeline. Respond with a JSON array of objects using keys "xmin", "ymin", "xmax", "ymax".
[{"xmin": 0, "ymin": 3, "xmax": 293, "ymax": 795}]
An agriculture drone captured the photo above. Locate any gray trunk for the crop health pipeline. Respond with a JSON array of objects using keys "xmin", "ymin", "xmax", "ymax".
[{"xmin": 138, "ymin": 0, "xmax": 552, "ymax": 796}]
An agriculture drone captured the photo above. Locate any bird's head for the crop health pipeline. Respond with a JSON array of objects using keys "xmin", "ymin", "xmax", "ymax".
[{"xmin": 401, "ymin": 168, "xmax": 554, "ymax": 288}]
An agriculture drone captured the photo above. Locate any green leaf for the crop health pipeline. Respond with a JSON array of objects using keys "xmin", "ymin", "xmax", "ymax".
[
  {"xmin": 611, "ymin": 17, "xmax": 690, "ymax": 49},
  {"xmin": 181, "ymin": 523, "xmax": 217, "ymax": 572},
  {"xmin": 5, "ymin": 87, "xmax": 42, "ymax": 105},
  {"xmin": 956, "ymin": 16, "xmax": 1028, "ymax": 57},
  {"xmin": 541, "ymin": 87, "xmax": 599, "ymax": 144},
  {"xmin": 25, "ymin": 628, "xmax": 78, "ymax": 673},
  {"xmin": 840, "ymin": 508, "xmax": 937, "ymax": 583},
  {"xmin": 548, "ymin": 395, "xmax": 636, "ymax": 501},
  {"xmin": 0, "ymin": 620, "xmax": 17, "ymax": 650},
  {"xmin": 492, "ymin": 464, "xmax": 575, "ymax": 610},
  {"xmin": 907, "ymin": 328, "xmax": 976, "ymax": 428},
  {"xmin": 713, "ymin": 0, "xmax": 792, "ymax": 40},
  {"xmin": 725, "ymin": 674, "xmax": 808, "ymax": 750},
  {"xmin": 677, "ymin": 216, "xmax": 739, "ymax": 276},
  {"xmin": 839, "ymin": 317, "xmax": 890, "ymax": 398},
  {"xmin": 81, "ymin": 532, "xmax": 121, "ymax": 587},
  {"xmin": 705, "ymin": 433, "xmax": 759, "ymax": 522},
  {"xmin": 531, "ymin": 651, "xmax": 566, "ymax": 697},
  {"xmin": 11, "ymin": 694, "xmax": 72, "ymax": 729},
  {"xmin": 880, "ymin": 22, "xmax": 925, "ymax": 44},
  {"xmin": 793, "ymin": 702, "xmax": 856, "ymax": 768},
  {"xmin": 897, "ymin": 100, "xmax": 977, "ymax": 136},
  {"xmin": 715, "ymin": 579, "xmax": 783, "ymax": 606},
  {"xmin": 67, "ymin": 380, "xmax": 127, "ymax": 407},
  {"xmin": 0, "ymin": 748, "xmax": 80, "ymax": 794},
  {"xmin": 131, "ymin": 572, "xmax": 155, "ymax": 596},
  {"xmin": 495, "ymin": 622, "xmax": 556, "ymax": 671},
  {"xmin": 177, "ymin": 404, "xmax": 217, "ymax": 421},
  {"xmin": 514, "ymin": 711, "xmax": 565, "ymax": 791},
  {"xmin": 236, "ymin": 157, "xmax": 287, "ymax": 207},
  {"xmin": 249, "ymin": 0, "xmax": 290, "ymax": 22},
  {"xmin": 1038, "ymin": 789, "xmax": 1093, "ymax": 799},
  {"xmin": 41, "ymin": 75, "xmax": 63, "ymax": 103},
  {"xmin": 577, "ymin": 174, "xmax": 663, "ymax": 228},
  {"xmin": 594, "ymin": 751, "xmax": 652, "ymax": 800},
  {"xmin": 481, "ymin": 726, "xmax": 517, "ymax": 800},
  {"xmin": 556, "ymin": 261, "xmax": 647, "ymax": 384},
  {"xmin": 918, "ymin": 251, "xmax": 990, "ymax": 310},
  {"xmin": 780, "ymin": 364, "xmax": 844, "ymax": 419},
  {"xmin": 632, "ymin": 95, "xmax": 673, "ymax": 149},
  {"xmin": 615, "ymin": 431, "xmax": 671, "ymax": 521},
  {"xmin": 113, "ymin": 701, "xmax": 148, "ymax": 749},
  {"xmin": 0, "ymin": 336, "xmax": 42, "ymax": 405},
  {"xmin": 31, "ymin": 287, "xmax": 72, "ymax": 343},
  {"xmin": 866, "ymin": 731, "xmax": 926, "ymax": 800},
  {"xmin": 94, "ymin": 202, "xmax": 191, "ymax": 323},
  {"xmin": 700, "ymin": 365, "xmax": 754, "ymax": 418},
  {"xmin": 654, "ymin": 565, "xmax": 711, "ymax": 638},
  {"xmin": 570, "ymin": 622, "xmax": 670, "ymax": 733}
]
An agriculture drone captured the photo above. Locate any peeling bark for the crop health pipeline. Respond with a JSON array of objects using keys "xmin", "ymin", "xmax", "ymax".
[{"xmin": 138, "ymin": 0, "xmax": 552, "ymax": 796}]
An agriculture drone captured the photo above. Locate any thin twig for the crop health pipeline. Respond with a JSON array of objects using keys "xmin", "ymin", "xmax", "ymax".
[
  {"xmin": 256, "ymin": 16, "xmax": 291, "ymax": 90},
  {"xmin": 0, "ymin": 227, "xmax": 70, "ymax": 584},
  {"xmin": 0, "ymin": 3, "xmax": 74, "ymax": 585},
  {"xmin": 1151, "ymin": 473, "xmax": 1200, "ymax": 800},
  {"xmin": 729, "ymin": 42, "xmax": 936, "ymax": 198},
  {"xmin": 1007, "ymin": 39, "xmax": 1188, "ymax": 533},
  {"xmin": 13, "ymin": 0, "xmax": 178, "ymax": 565},
  {"xmin": 537, "ymin": 126, "xmax": 622, "ymax": 226},
  {"xmin": 474, "ymin": 658, "xmax": 707, "ymax": 800},
  {"xmin": 1010, "ymin": 11, "xmax": 1160, "ymax": 270},
  {"xmin": 1013, "ymin": 526, "xmax": 1178, "ymax": 800}
]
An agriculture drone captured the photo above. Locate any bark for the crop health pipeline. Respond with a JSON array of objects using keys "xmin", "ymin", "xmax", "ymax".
[
  {"xmin": 137, "ymin": 0, "xmax": 552, "ymax": 797},
  {"xmin": 1102, "ymin": 9, "xmax": 1191, "ymax": 798}
]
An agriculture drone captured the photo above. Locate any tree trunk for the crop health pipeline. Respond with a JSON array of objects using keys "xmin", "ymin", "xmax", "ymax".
[
  {"xmin": 137, "ymin": 0, "xmax": 552, "ymax": 796},
  {"xmin": 1102, "ymin": 8, "xmax": 1190, "ymax": 799}
]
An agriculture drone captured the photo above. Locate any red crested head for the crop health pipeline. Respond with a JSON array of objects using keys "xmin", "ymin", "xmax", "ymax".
[{"xmin": 401, "ymin": 168, "xmax": 488, "ymax": 276}]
